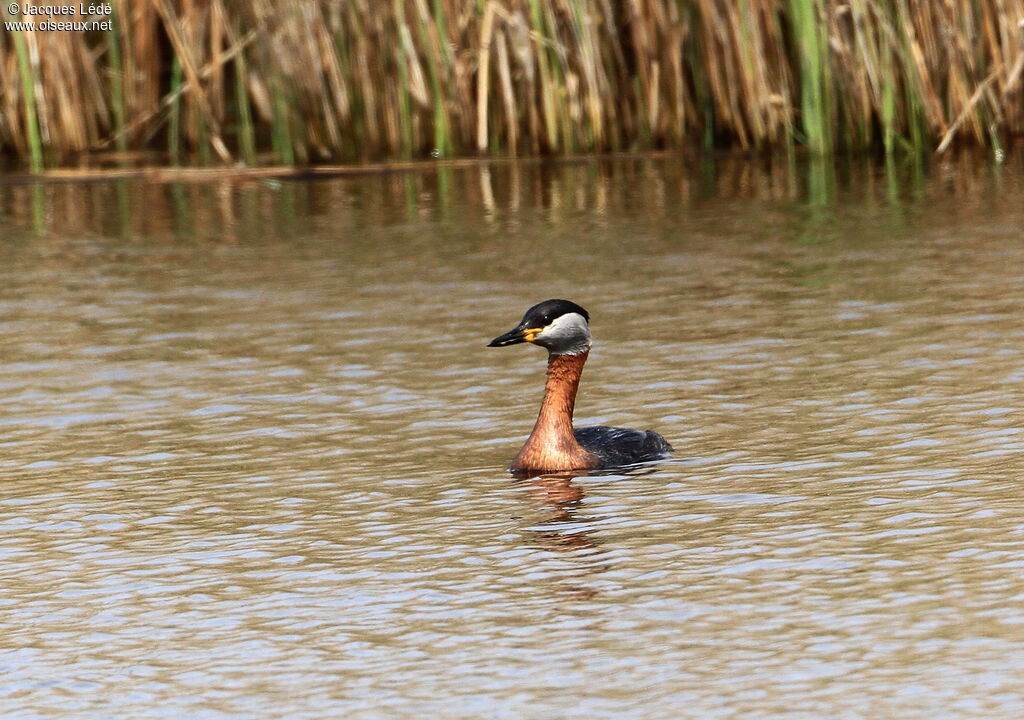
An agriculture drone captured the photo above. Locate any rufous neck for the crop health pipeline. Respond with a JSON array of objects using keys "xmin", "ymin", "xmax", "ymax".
[
  {"xmin": 511, "ymin": 350, "xmax": 596, "ymax": 471},
  {"xmin": 535, "ymin": 351, "xmax": 588, "ymax": 431}
]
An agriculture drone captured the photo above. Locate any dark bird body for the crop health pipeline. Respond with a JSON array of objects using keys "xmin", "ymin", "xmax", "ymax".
[{"xmin": 573, "ymin": 426, "xmax": 674, "ymax": 468}]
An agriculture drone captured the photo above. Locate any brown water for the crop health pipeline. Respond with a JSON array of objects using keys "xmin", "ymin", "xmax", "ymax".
[{"xmin": 1, "ymin": 155, "xmax": 1023, "ymax": 718}]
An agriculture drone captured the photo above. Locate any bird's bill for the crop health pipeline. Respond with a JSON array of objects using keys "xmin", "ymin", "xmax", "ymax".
[{"xmin": 487, "ymin": 324, "xmax": 542, "ymax": 347}]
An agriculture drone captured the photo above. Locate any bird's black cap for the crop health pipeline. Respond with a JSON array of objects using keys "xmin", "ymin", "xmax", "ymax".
[
  {"xmin": 487, "ymin": 299, "xmax": 590, "ymax": 347},
  {"xmin": 520, "ymin": 299, "xmax": 589, "ymax": 326}
]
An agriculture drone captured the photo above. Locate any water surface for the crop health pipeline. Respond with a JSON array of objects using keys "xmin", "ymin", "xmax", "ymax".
[{"xmin": 2, "ymin": 155, "xmax": 1023, "ymax": 718}]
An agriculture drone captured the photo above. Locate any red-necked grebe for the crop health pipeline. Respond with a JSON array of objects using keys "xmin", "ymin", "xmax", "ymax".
[{"xmin": 488, "ymin": 299, "xmax": 673, "ymax": 472}]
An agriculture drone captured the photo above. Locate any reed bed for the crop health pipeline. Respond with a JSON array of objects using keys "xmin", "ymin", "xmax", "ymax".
[{"xmin": 1, "ymin": 0, "xmax": 1022, "ymax": 168}]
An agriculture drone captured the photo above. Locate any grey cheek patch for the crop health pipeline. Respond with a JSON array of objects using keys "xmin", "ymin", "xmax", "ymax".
[{"xmin": 535, "ymin": 312, "xmax": 592, "ymax": 355}]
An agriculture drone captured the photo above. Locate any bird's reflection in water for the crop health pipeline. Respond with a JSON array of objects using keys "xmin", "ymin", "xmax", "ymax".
[
  {"xmin": 511, "ymin": 471, "xmax": 607, "ymax": 599},
  {"xmin": 511, "ymin": 466, "xmax": 667, "ymax": 599},
  {"xmin": 514, "ymin": 471, "xmax": 598, "ymax": 552},
  {"xmin": 512, "ymin": 465, "xmax": 666, "ymax": 550}
]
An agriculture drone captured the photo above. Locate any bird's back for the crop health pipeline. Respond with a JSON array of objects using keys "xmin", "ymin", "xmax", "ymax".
[{"xmin": 573, "ymin": 425, "xmax": 673, "ymax": 468}]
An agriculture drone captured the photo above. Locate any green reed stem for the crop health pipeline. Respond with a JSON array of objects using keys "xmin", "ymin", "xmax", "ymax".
[
  {"xmin": 789, "ymin": 0, "xmax": 830, "ymax": 153},
  {"xmin": 168, "ymin": 55, "xmax": 183, "ymax": 164},
  {"xmin": 396, "ymin": 53, "xmax": 414, "ymax": 159},
  {"xmin": 233, "ymin": 44, "xmax": 256, "ymax": 165},
  {"xmin": 271, "ymin": 77, "xmax": 295, "ymax": 165},
  {"xmin": 197, "ymin": 113, "xmax": 211, "ymax": 166},
  {"xmin": 417, "ymin": 0, "xmax": 451, "ymax": 157},
  {"xmin": 878, "ymin": 33, "xmax": 897, "ymax": 157},
  {"xmin": 394, "ymin": 0, "xmax": 414, "ymax": 159},
  {"xmin": 108, "ymin": 6, "xmax": 127, "ymax": 155},
  {"xmin": 528, "ymin": 0, "xmax": 558, "ymax": 150},
  {"xmin": 10, "ymin": 19, "xmax": 43, "ymax": 172}
]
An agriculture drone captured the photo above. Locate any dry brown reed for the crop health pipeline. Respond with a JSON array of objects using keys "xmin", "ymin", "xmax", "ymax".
[{"xmin": 1, "ymin": 0, "xmax": 1022, "ymax": 168}]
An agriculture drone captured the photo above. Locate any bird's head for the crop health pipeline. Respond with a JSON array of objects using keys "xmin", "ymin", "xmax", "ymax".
[{"xmin": 488, "ymin": 299, "xmax": 592, "ymax": 356}]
